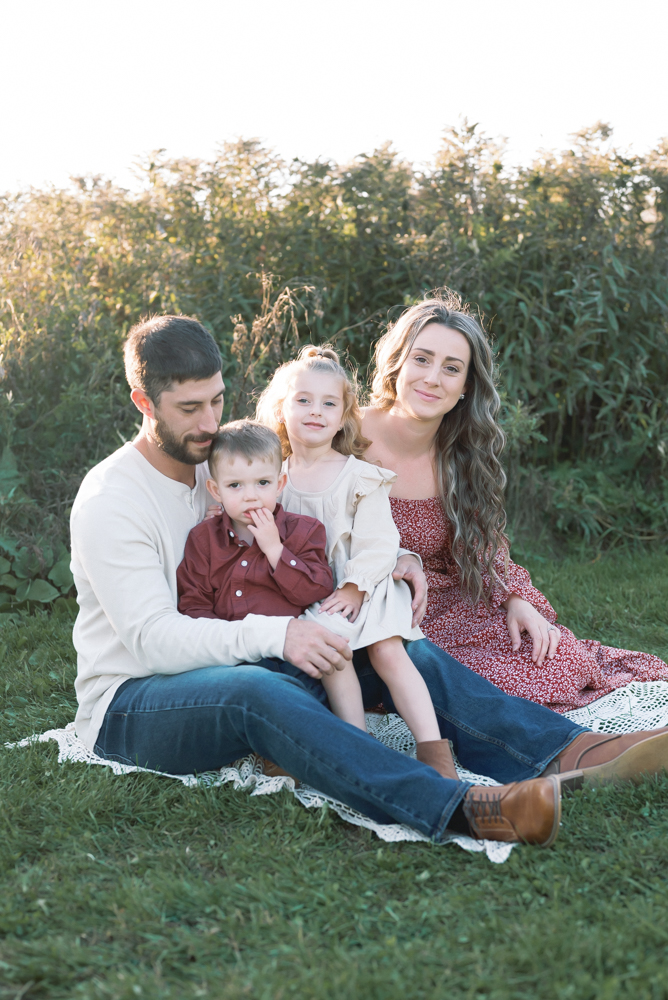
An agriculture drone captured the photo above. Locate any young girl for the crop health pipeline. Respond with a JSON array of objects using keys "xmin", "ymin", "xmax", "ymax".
[{"xmin": 256, "ymin": 344, "xmax": 458, "ymax": 780}]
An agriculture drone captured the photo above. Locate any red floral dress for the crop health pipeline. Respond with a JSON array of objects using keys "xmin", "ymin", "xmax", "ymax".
[{"xmin": 390, "ymin": 496, "xmax": 668, "ymax": 713}]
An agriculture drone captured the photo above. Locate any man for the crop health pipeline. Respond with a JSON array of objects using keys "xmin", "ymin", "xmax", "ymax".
[{"xmin": 70, "ymin": 315, "xmax": 668, "ymax": 846}]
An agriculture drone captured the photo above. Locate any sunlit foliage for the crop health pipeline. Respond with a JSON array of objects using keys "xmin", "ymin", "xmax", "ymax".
[{"xmin": 1, "ymin": 123, "xmax": 667, "ymax": 554}]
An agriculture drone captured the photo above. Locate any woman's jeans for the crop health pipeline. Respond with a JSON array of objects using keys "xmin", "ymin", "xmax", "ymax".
[{"xmin": 94, "ymin": 639, "xmax": 584, "ymax": 843}]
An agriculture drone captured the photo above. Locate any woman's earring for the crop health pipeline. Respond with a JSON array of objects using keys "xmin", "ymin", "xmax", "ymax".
[{"xmin": 460, "ymin": 394, "xmax": 465, "ymax": 400}]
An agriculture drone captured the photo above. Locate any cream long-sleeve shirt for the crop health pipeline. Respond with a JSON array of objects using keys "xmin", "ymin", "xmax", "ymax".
[{"xmin": 70, "ymin": 443, "xmax": 292, "ymax": 751}]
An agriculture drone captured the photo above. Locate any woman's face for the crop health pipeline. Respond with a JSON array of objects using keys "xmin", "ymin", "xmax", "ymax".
[{"xmin": 394, "ymin": 323, "xmax": 471, "ymax": 421}]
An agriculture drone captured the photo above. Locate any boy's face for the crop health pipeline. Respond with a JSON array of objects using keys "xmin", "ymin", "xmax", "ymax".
[{"xmin": 207, "ymin": 453, "xmax": 286, "ymax": 528}]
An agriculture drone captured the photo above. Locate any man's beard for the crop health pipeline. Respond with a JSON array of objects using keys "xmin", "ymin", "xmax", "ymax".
[{"xmin": 153, "ymin": 417, "xmax": 214, "ymax": 465}]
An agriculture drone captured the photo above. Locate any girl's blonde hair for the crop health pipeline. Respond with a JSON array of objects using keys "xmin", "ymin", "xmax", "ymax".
[
  {"xmin": 370, "ymin": 289, "xmax": 507, "ymax": 606},
  {"xmin": 256, "ymin": 344, "xmax": 371, "ymax": 459}
]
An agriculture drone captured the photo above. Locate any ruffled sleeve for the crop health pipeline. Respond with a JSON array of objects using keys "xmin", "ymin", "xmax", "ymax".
[
  {"xmin": 352, "ymin": 463, "xmax": 397, "ymax": 499},
  {"xmin": 485, "ymin": 547, "xmax": 557, "ymax": 622},
  {"xmin": 337, "ymin": 464, "xmax": 402, "ymax": 598}
]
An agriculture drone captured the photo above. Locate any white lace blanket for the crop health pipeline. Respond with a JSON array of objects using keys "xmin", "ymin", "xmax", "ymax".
[{"xmin": 7, "ymin": 680, "xmax": 668, "ymax": 865}]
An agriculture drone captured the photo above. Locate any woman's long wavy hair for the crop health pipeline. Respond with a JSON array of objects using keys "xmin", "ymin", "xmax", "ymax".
[
  {"xmin": 256, "ymin": 344, "xmax": 371, "ymax": 459},
  {"xmin": 370, "ymin": 290, "xmax": 507, "ymax": 605}
]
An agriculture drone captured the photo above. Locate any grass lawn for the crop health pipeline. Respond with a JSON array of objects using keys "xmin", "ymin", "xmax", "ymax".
[{"xmin": 1, "ymin": 550, "xmax": 668, "ymax": 999}]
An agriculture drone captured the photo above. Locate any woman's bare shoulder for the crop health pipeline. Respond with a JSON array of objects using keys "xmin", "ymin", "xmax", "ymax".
[
  {"xmin": 359, "ymin": 406, "xmax": 388, "ymax": 465},
  {"xmin": 360, "ymin": 405, "xmax": 390, "ymax": 439}
]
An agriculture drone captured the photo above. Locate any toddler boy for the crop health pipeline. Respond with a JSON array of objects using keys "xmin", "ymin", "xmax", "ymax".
[{"xmin": 177, "ymin": 420, "xmax": 334, "ymax": 621}]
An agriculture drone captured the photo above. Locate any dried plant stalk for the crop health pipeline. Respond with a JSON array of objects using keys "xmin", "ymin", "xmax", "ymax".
[{"xmin": 227, "ymin": 273, "xmax": 322, "ymax": 419}]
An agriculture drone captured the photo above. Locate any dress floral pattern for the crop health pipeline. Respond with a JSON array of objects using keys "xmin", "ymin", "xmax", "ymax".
[{"xmin": 390, "ymin": 495, "xmax": 668, "ymax": 712}]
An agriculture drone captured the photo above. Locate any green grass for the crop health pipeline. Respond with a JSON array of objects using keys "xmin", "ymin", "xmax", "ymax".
[{"xmin": 1, "ymin": 552, "xmax": 668, "ymax": 999}]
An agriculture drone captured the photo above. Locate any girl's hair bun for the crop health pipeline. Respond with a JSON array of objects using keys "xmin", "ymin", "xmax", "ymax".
[
  {"xmin": 256, "ymin": 341, "xmax": 371, "ymax": 460},
  {"xmin": 298, "ymin": 343, "xmax": 340, "ymax": 365}
]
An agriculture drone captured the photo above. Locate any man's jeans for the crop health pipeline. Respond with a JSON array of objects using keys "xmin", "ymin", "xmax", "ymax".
[{"xmin": 94, "ymin": 638, "xmax": 584, "ymax": 843}]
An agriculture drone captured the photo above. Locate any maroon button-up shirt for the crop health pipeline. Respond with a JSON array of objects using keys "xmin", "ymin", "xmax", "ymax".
[{"xmin": 177, "ymin": 504, "xmax": 334, "ymax": 621}]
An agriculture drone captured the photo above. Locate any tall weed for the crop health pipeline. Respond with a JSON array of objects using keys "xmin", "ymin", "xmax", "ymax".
[{"xmin": 0, "ymin": 125, "xmax": 666, "ymax": 555}]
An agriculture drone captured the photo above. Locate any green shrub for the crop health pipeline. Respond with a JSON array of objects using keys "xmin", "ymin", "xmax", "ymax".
[
  {"xmin": 0, "ymin": 124, "xmax": 666, "ymax": 552},
  {"xmin": 0, "ymin": 533, "xmax": 75, "ymax": 622}
]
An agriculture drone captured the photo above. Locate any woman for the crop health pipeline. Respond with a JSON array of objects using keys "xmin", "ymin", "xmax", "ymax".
[{"xmin": 360, "ymin": 292, "xmax": 668, "ymax": 713}]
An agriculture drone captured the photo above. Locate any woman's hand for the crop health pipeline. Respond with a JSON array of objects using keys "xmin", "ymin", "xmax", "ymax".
[
  {"xmin": 393, "ymin": 554, "xmax": 428, "ymax": 627},
  {"xmin": 319, "ymin": 583, "xmax": 365, "ymax": 623},
  {"xmin": 205, "ymin": 503, "xmax": 222, "ymax": 520},
  {"xmin": 502, "ymin": 594, "xmax": 561, "ymax": 666}
]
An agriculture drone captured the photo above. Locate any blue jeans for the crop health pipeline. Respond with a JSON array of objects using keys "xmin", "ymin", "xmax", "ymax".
[{"xmin": 94, "ymin": 638, "xmax": 584, "ymax": 842}]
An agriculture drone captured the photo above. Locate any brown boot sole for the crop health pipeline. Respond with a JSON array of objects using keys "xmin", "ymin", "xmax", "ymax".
[
  {"xmin": 558, "ymin": 730, "xmax": 668, "ymax": 789},
  {"xmin": 539, "ymin": 775, "xmax": 562, "ymax": 848}
]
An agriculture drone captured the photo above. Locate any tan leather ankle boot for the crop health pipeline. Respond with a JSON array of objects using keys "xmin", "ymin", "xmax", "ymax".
[
  {"xmin": 463, "ymin": 776, "xmax": 561, "ymax": 846},
  {"xmin": 258, "ymin": 756, "xmax": 300, "ymax": 786},
  {"xmin": 416, "ymin": 739, "xmax": 459, "ymax": 780},
  {"xmin": 543, "ymin": 727, "xmax": 668, "ymax": 789}
]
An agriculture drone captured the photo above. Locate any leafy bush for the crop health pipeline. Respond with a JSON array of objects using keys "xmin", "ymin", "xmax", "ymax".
[
  {"xmin": 0, "ymin": 123, "xmax": 666, "ymax": 556},
  {"xmin": 0, "ymin": 534, "xmax": 75, "ymax": 622}
]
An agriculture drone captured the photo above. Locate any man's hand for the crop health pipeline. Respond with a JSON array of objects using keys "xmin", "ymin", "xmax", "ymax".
[
  {"xmin": 393, "ymin": 554, "xmax": 427, "ymax": 627},
  {"xmin": 247, "ymin": 507, "xmax": 283, "ymax": 569},
  {"xmin": 502, "ymin": 594, "xmax": 561, "ymax": 667},
  {"xmin": 283, "ymin": 618, "xmax": 352, "ymax": 679},
  {"xmin": 318, "ymin": 582, "xmax": 365, "ymax": 622}
]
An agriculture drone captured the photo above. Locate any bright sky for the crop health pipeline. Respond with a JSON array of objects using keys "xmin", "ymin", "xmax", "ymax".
[{"xmin": 2, "ymin": 0, "xmax": 667, "ymax": 193}]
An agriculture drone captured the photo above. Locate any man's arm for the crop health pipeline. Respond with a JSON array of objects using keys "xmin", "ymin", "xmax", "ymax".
[
  {"xmin": 72, "ymin": 495, "xmax": 350, "ymax": 678},
  {"xmin": 72, "ymin": 496, "xmax": 290, "ymax": 672}
]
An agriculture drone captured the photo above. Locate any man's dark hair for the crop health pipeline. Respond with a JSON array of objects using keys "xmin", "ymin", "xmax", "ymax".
[
  {"xmin": 124, "ymin": 315, "xmax": 222, "ymax": 404},
  {"xmin": 209, "ymin": 420, "xmax": 283, "ymax": 478}
]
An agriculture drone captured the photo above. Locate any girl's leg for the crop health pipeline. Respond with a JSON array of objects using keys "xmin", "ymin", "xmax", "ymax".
[
  {"xmin": 368, "ymin": 637, "xmax": 458, "ymax": 778},
  {"xmin": 321, "ymin": 658, "xmax": 367, "ymax": 730},
  {"xmin": 368, "ymin": 636, "xmax": 442, "ymax": 742}
]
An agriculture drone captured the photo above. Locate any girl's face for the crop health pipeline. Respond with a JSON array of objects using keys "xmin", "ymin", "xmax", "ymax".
[
  {"xmin": 281, "ymin": 370, "xmax": 346, "ymax": 450},
  {"xmin": 394, "ymin": 323, "xmax": 471, "ymax": 422}
]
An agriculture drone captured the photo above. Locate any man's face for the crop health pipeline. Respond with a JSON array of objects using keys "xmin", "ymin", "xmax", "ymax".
[{"xmin": 151, "ymin": 373, "xmax": 225, "ymax": 465}]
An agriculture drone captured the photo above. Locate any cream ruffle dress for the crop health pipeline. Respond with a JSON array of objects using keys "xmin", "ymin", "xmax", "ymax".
[{"xmin": 280, "ymin": 455, "xmax": 423, "ymax": 648}]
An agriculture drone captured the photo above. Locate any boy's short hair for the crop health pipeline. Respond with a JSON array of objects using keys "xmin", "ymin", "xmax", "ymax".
[
  {"xmin": 209, "ymin": 420, "xmax": 283, "ymax": 477},
  {"xmin": 124, "ymin": 315, "xmax": 222, "ymax": 404}
]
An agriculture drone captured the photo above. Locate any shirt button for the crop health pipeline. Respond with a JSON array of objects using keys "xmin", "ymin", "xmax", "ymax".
[
  {"xmin": 290, "ymin": 560, "xmax": 296, "ymax": 566},
  {"xmin": 241, "ymin": 560, "xmax": 248, "ymax": 567},
  {"xmin": 229, "ymin": 531, "xmax": 234, "ymax": 537},
  {"xmin": 235, "ymin": 590, "xmax": 242, "ymax": 597}
]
